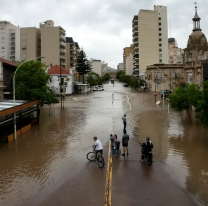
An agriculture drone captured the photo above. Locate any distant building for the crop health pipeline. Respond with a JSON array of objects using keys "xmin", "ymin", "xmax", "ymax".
[
  {"xmin": 123, "ymin": 46, "xmax": 133, "ymax": 72},
  {"xmin": 0, "ymin": 21, "xmax": 20, "ymax": 61},
  {"xmin": 132, "ymin": 5, "xmax": 168, "ymax": 77},
  {"xmin": 101, "ymin": 61, "xmax": 108, "ymax": 70},
  {"xmin": 183, "ymin": 4, "xmax": 208, "ymax": 87},
  {"xmin": 0, "ymin": 57, "xmax": 17, "ymax": 99},
  {"xmin": 65, "ymin": 37, "xmax": 80, "ymax": 70},
  {"xmin": 126, "ymin": 54, "xmax": 133, "ymax": 75},
  {"xmin": 168, "ymin": 38, "xmax": 183, "ymax": 64},
  {"xmin": 102, "ymin": 67, "xmax": 117, "ymax": 79},
  {"xmin": 90, "ymin": 59, "xmax": 102, "ymax": 76},
  {"xmin": 20, "ymin": 20, "xmax": 66, "ymax": 67},
  {"xmin": 117, "ymin": 63, "xmax": 123, "ymax": 71},
  {"xmin": 47, "ymin": 65, "xmax": 74, "ymax": 95}
]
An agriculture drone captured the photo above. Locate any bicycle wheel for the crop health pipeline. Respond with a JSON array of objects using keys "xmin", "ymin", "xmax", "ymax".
[
  {"xmin": 86, "ymin": 152, "xmax": 95, "ymax": 161},
  {"xmin": 97, "ymin": 156, "xmax": 105, "ymax": 168}
]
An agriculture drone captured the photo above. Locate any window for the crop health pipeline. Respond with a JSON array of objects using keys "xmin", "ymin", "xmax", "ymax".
[
  {"xmin": 22, "ymin": 47, "xmax": 26, "ymax": 50},
  {"xmin": 158, "ymin": 17, "xmax": 161, "ymax": 20},
  {"xmin": 22, "ymin": 35, "xmax": 26, "ymax": 38},
  {"xmin": 160, "ymin": 54, "xmax": 162, "ymax": 57},
  {"xmin": 159, "ymin": 43, "xmax": 162, "ymax": 47},
  {"xmin": 22, "ymin": 41, "xmax": 26, "ymax": 44},
  {"xmin": 177, "ymin": 52, "xmax": 180, "ymax": 55},
  {"xmin": 1, "ymin": 46, "xmax": 5, "ymax": 49},
  {"xmin": 187, "ymin": 73, "xmax": 192, "ymax": 84},
  {"xmin": 159, "ymin": 59, "xmax": 162, "ymax": 62},
  {"xmin": 159, "ymin": 28, "xmax": 161, "ymax": 31},
  {"xmin": 170, "ymin": 55, "xmax": 173, "ymax": 59},
  {"xmin": 159, "ymin": 33, "xmax": 162, "ymax": 36},
  {"xmin": 159, "ymin": 49, "xmax": 162, "ymax": 52},
  {"xmin": 1, "ymin": 37, "xmax": 5, "ymax": 40},
  {"xmin": 1, "ymin": 41, "xmax": 5, "ymax": 44},
  {"xmin": 159, "ymin": 23, "xmax": 161, "ymax": 26},
  {"xmin": 159, "ymin": 38, "xmax": 162, "ymax": 41}
]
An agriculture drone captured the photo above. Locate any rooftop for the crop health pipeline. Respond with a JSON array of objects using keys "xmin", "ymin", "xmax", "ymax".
[
  {"xmin": 0, "ymin": 57, "xmax": 17, "ymax": 67},
  {"xmin": 0, "ymin": 99, "xmax": 28, "ymax": 112},
  {"xmin": 66, "ymin": 37, "xmax": 74, "ymax": 43},
  {"xmin": 47, "ymin": 65, "xmax": 70, "ymax": 75}
]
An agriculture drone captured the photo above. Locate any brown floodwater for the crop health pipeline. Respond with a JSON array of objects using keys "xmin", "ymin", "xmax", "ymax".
[{"xmin": 0, "ymin": 82, "xmax": 208, "ymax": 206}]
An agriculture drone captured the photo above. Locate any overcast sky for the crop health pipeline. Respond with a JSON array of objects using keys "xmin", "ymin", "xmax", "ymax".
[{"xmin": 1, "ymin": 0, "xmax": 208, "ymax": 69}]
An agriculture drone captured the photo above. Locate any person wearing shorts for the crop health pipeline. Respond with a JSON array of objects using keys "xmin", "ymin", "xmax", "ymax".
[{"xmin": 122, "ymin": 129, "xmax": 129, "ymax": 156}]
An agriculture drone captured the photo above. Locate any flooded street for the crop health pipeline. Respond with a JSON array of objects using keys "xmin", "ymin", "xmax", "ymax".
[{"xmin": 0, "ymin": 82, "xmax": 208, "ymax": 206}]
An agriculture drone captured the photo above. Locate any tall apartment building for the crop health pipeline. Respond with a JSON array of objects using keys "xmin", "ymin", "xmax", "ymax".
[
  {"xmin": 168, "ymin": 38, "xmax": 182, "ymax": 64},
  {"xmin": 90, "ymin": 59, "xmax": 102, "ymax": 76},
  {"xmin": 132, "ymin": 5, "xmax": 168, "ymax": 77},
  {"xmin": 117, "ymin": 63, "xmax": 123, "ymax": 71},
  {"xmin": 65, "ymin": 37, "xmax": 80, "ymax": 70},
  {"xmin": 20, "ymin": 20, "xmax": 66, "ymax": 67},
  {"xmin": 0, "ymin": 21, "xmax": 20, "ymax": 61},
  {"xmin": 123, "ymin": 46, "xmax": 133, "ymax": 72},
  {"xmin": 126, "ymin": 54, "xmax": 133, "ymax": 75}
]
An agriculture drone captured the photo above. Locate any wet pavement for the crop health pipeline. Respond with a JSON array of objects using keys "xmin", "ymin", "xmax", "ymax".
[{"xmin": 0, "ymin": 82, "xmax": 208, "ymax": 206}]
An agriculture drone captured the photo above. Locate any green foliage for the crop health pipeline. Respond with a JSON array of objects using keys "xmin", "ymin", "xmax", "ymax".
[
  {"xmin": 102, "ymin": 73, "xmax": 110, "ymax": 82},
  {"xmin": 76, "ymin": 50, "xmax": 91, "ymax": 80},
  {"xmin": 15, "ymin": 60, "xmax": 58, "ymax": 105},
  {"xmin": 130, "ymin": 77, "xmax": 139, "ymax": 89},
  {"xmin": 116, "ymin": 70, "xmax": 125, "ymax": 79},
  {"xmin": 87, "ymin": 72, "xmax": 110, "ymax": 87}
]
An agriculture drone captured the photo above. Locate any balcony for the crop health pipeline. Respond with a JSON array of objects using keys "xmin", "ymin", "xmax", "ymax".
[
  {"xmin": 132, "ymin": 30, "xmax": 138, "ymax": 37},
  {"xmin": 133, "ymin": 52, "xmax": 139, "ymax": 57},
  {"xmin": 60, "ymin": 42, "xmax": 66, "ymax": 48},
  {"xmin": 10, "ymin": 33, "xmax": 15, "ymax": 37},
  {"xmin": 60, "ymin": 55, "xmax": 66, "ymax": 60},
  {"xmin": 60, "ymin": 49, "xmax": 66, "ymax": 54},
  {"xmin": 10, "ymin": 51, "xmax": 15, "ymax": 55},
  {"xmin": 10, "ymin": 46, "xmax": 15, "ymax": 50},
  {"xmin": 60, "ymin": 61, "xmax": 66, "ymax": 66},
  {"xmin": 60, "ymin": 35, "xmax": 66, "ymax": 42},
  {"xmin": 132, "ymin": 20, "xmax": 138, "ymax": 27},
  {"xmin": 10, "ymin": 55, "xmax": 15, "ymax": 60},
  {"xmin": 10, "ymin": 37, "xmax": 15, "ymax": 42},
  {"xmin": 132, "ymin": 36, "xmax": 138, "ymax": 42},
  {"xmin": 60, "ymin": 29, "xmax": 65, "ymax": 36},
  {"xmin": 132, "ymin": 25, "xmax": 138, "ymax": 32}
]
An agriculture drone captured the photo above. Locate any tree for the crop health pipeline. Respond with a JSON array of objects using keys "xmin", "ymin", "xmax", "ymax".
[
  {"xmin": 116, "ymin": 70, "xmax": 125, "ymax": 79},
  {"xmin": 130, "ymin": 77, "xmax": 139, "ymax": 89},
  {"xmin": 102, "ymin": 73, "xmax": 110, "ymax": 82},
  {"xmin": 45, "ymin": 87, "xmax": 59, "ymax": 115},
  {"xmin": 15, "ymin": 60, "xmax": 58, "ymax": 107},
  {"xmin": 76, "ymin": 50, "xmax": 91, "ymax": 83},
  {"xmin": 169, "ymin": 86, "xmax": 192, "ymax": 121}
]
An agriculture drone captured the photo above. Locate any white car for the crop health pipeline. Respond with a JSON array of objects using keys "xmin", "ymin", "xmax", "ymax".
[{"xmin": 93, "ymin": 86, "xmax": 104, "ymax": 91}]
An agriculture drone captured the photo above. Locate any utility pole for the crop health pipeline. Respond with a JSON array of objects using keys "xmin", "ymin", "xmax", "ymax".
[{"xmin": 60, "ymin": 60, "xmax": 62, "ymax": 110}]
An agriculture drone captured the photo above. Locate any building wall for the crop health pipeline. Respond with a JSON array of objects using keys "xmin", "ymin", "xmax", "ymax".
[
  {"xmin": 47, "ymin": 74, "xmax": 74, "ymax": 95},
  {"xmin": 0, "ymin": 21, "xmax": 20, "ymax": 61},
  {"xmin": 41, "ymin": 27, "xmax": 60, "ymax": 67},
  {"xmin": 117, "ymin": 63, "xmax": 123, "ymax": 71},
  {"xmin": 91, "ymin": 60, "xmax": 102, "ymax": 76},
  {"xmin": 168, "ymin": 44, "xmax": 182, "ymax": 64},
  {"xmin": 154, "ymin": 5, "xmax": 168, "ymax": 64},
  {"xmin": 123, "ymin": 47, "xmax": 133, "ymax": 72},
  {"xmin": 20, "ymin": 27, "xmax": 39, "ymax": 61},
  {"xmin": 126, "ymin": 54, "xmax": 133, "ymax": 75},
  {"xmin": 139, "ymin": 10, "xmax": 159, "ymax": 72}
]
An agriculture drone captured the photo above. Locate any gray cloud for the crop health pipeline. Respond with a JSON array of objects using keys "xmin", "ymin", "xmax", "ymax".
[{"xmin": 1, "ymin": 0, "xmax": 208, "ymax": 69}]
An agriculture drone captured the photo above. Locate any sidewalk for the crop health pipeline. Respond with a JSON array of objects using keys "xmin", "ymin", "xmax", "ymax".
[{"xmin": 111, "ymin": 137, "xmax": 197, "ymax": 206}]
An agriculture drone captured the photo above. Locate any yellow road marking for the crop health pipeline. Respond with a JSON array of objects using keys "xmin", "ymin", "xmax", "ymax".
[{"xmin": 104, "ymin": 130, "xmax": 113, "ymax": 206}]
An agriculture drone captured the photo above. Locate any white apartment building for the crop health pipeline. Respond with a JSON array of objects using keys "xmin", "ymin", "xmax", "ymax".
[
  {"xmin": 0, "ymin": 21, "xmax": 20, "ymax": 61},
  {"xmin": 126, "ymin": 54, "xmax": 133, "ymax": 75},
  {"xmin": 117, "ymin": 63, "xmax": 123, "ymax": 71},
  {"xmin": 132, "ymin": 5, "xmax": 168, "ymax": 77},
  {"xmin": 90, "ymin": 59, "xmax": 102, "ymax": 76}
]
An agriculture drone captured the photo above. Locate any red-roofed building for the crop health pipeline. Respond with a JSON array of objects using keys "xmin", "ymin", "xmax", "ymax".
[
  {"xmin": 47, "ymin": 65, "xmax": 74, "ymax": 95},
  {"xmin": 0, "ymin": 58, "xmax": 17, "ymax": 99}
]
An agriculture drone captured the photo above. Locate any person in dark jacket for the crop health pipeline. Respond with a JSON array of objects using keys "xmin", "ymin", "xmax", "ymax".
[
  {"xmin": 122, "ymin": 129, "xmax": 129, "ymax": 156},
  {"xmin": 122, "ymin": 114, "xmax": 127, "ymax": 130},
  {"xmin": 141, "ymin": 137, "xmax": 153, "ymax": 162}
]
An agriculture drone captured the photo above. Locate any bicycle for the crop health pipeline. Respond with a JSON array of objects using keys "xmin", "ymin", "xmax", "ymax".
[{"xmin": 86, "ymin": 148, "xmax": 105, "ymax": 168}]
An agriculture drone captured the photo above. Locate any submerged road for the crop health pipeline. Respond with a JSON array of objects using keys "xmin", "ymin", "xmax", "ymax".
[{"xmin": 0, "ymin": 82, "xmax": 207, "ymax": 206}]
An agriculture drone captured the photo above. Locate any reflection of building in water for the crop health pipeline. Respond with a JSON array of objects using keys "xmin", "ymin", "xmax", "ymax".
[{"xmin": 183, "ymin": 4, "xmax": 208, "ymax": 87}]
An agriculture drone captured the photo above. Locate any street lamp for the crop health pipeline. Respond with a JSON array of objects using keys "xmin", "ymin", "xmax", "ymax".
[
  {"xmin": 154, "ymin": 76, "xmax": 157, "ymax": 104},
  {"xmin": 13, "ymin": 56, "xmax": 45, "ymax": 140},
  {"xmin": 153, "ymin": 66, "xmax": 165, "ymax": 108}
]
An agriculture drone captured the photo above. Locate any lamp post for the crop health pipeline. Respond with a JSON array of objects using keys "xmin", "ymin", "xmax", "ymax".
[
  {"xmin": 153, "ymin": 66, "xmax": 164, "ymax": 108},
  {"xmin": 13, "ymin": 56, "xmax": 45, "ymax": 140},
  {"xmin": 154, "ymin": 76, "xmax": 157, "ymax": 104}
]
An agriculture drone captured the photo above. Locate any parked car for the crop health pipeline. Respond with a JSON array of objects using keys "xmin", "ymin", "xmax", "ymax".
[
  {"xmin": 161, "ymin": 90, "xmax": 172, "ymax": 98},
  {"xmin": 123, "ymin": 83, "xmax": 129, "ymax": 87},
  {"xmin": 93, "ymin": 86, "xmax": 104, "ymax": 91}
]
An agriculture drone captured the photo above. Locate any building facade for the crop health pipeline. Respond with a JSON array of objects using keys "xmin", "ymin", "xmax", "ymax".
[
  {"xmin": 0, "ymin": 21, "xmax": 20, "ymax": 62},
  {"xmin": 132, "ymin": 5, "xmax": 168, "ymax": 77},
  {"xmin": 20, "ymin": 20, "xmax": 66, "ymax": 67},
  {"xmin": 90, "ymin": 59, "xmax": 102, "ymax": 76},
  {"xmin": 117, "ymin": 63, "xmax": 123, "ymax": 71},
  {"xmin": 146, "ymin": 63, "xmax": 184, "ymax": 92},
  {"xmin": 126, "ymin": 54, "xmax": 133, "ymax": 75},
  {"xmin": 123, "ymin": 46, "xmax": 133, "ymax": 73},
  {"xmin": 183, "ymin": 5, "xmax": 208, "ymax": 87},
  {"xmin": 168, "ymin": 38, "xmax": 183, "ymax": 64},
  {"xmin": 102, "ymin": 67, "xmax": 117, "ymax": 79}
]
